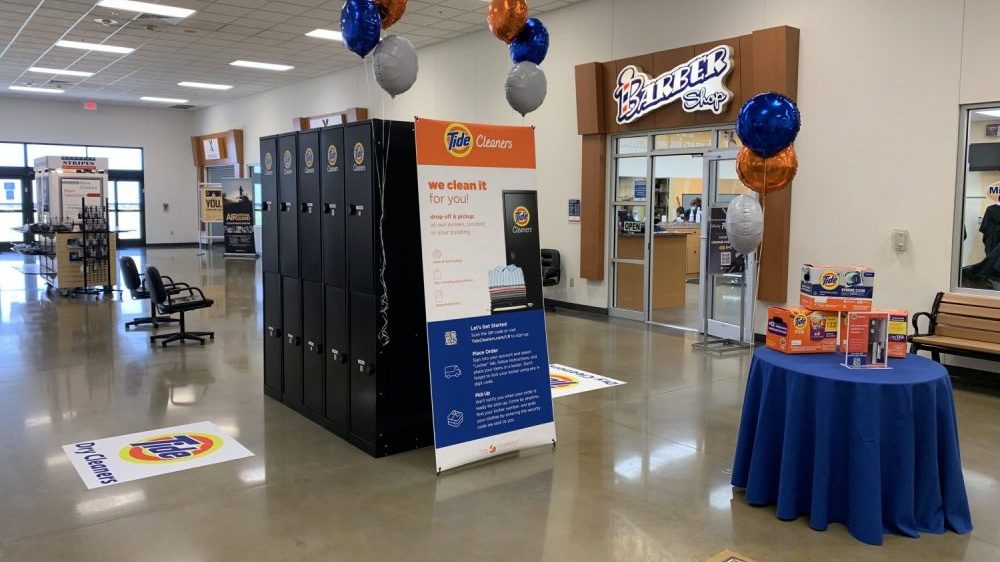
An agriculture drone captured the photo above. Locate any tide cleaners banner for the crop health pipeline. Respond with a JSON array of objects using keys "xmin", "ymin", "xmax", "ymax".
[{"xmin": 414, "ymin": 118, "xmax": 555, "ymax": 472}]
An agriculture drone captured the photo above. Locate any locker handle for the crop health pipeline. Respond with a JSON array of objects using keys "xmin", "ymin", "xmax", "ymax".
[
  {"xmin": 357, "ymin": 359, "xmax": 373, "ymax": 375},
  {"xmin": 307, "ymin": 340, "xmax": 322, "ymax": 354},
  {"xmin": 301, "ymin": 202, "xmax": 314, "ymax": 214},
  {"xmin": 323, "ymin": 203, "xmax": 337, "ymax": 216},
  {"xmin": 266, "ymin": 326, "xmax": 281, "ymax": 338},
  {"xmin": 350, "ymin": 204, "xmax": 365, "ymax": 216},
  {"xmin": 262, "ymin": 200, "xmax": 272, "ymax": 212},
  {"xmin": 280, "ymin": 201, "xmax": 292, "ymax": 212},
  {"xmin": 286, "ymin": 333, "xmax": 300, "ymax": 346},
  {"xmin": 330, "ymin": 348, "xmax": 346, "ymax": 363}
]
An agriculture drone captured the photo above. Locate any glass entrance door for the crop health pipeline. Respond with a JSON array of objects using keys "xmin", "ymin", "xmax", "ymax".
[
  {"xmin": 610, "ymin": 155, "xmax": 648, "ymax": 320},
  {"xmin": 701, "ymin": 151, "xmax": 755, "ymax": 341},
  {"xmin": 0, "ymin": 175, "xmax": 33, "ymax": 247}
]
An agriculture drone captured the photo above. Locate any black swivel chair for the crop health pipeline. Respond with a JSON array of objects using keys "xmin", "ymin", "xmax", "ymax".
[
  {"xmin": 541, "ymin": 249, "xmax": 561, "ymax": 286},
  {"xmin": 146, "ymin": 265, "xmax": 216, "ymax": 346},
  {"xmin": 119, "ymin": 256, "xmax": 180, "ymax": 329}
]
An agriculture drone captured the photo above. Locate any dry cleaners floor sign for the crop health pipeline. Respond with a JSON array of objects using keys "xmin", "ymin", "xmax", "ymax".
[
  {"xmin": 63, "ymin": 421, "xmax": 253, "ymax": 489},
  {"xmin": 415, "ymin": 118, "xmax": 555, "ymax": 472}
]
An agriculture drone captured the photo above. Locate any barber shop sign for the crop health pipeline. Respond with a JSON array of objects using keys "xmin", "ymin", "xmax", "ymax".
[{"xmin": 613, "ymin": 45, "xmax": 734, "ymax": 124}]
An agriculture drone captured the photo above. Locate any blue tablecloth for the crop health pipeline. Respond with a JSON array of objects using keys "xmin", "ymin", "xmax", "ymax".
[{"xmin": 731, "ymin": 348, "xmax": 972, "ymax": 545}]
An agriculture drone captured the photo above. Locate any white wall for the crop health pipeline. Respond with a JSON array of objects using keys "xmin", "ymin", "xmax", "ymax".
[
  {"xmin": 195, "ymin": 0, "xmax": 991, "ymax": 320},
  {"xmin": 0, "ymin": 97, "xmax": 197, "ymax": 243}
]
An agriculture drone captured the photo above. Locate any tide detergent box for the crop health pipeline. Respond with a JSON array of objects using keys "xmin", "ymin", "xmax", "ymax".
[
  {"xmin": 766, "ymin": 306, "xmax": 838, "ymax": 354},
  {"xmin": 800, "ymin": 264, "xmax": 875, "ymax": 312},
  {"xmin": 841, "ymin": 309, "xmax": 908, "ymax": 358}
]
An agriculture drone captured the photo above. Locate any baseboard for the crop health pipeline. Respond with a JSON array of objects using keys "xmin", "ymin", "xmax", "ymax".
[
  {"xmin": 144, "ymin": 242, "xmax": 200, "ymax": 248},
  {"xmin": 544, "ymin": 298, "xmax": 608, "ymax": 316}
]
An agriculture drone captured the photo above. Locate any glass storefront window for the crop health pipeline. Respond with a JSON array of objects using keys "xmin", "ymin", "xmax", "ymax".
[
  {"xmin": 87, "ymin": 146, "xmax": 143, "ymax": 170},
  {"xmin": 957, "ymin": 106, "xmax": 1000, "ymax": 290},
  {"xmin": 26, "ymin": 144, "xmax": 86, "ymax": 163},
  {"xmin": 615, "ymin": 157, "xmax": 648, "ymax": 202},
  {"xmin": 654, "ymin": 131, "xmax": 713, "ymax": 150},
  {"xmin": 717, "ymin": 129, "xmax": 743, "ymax": 149},
  {"xmin": 616, "ymin": 136, "xmax": 648, "ymax": 154},
  {"xmin": 0, "ymin": 143, "xmax": 24, "ymax": 167}
]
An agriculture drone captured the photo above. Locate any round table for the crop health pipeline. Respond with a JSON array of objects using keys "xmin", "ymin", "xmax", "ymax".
[{"xmin": 731, "ymin": 348, "xmax": 973, "ymax": 545}]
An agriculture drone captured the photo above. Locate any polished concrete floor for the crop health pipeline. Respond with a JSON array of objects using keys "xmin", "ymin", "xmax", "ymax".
[{"xmin": 0, "ymin": 247, "xmax": 998, "ymax": 561}]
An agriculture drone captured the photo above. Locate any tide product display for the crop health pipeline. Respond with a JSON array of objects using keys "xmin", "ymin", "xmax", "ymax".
[
  {"xmin": 261, "ymin": 119, "xmax": 432, "ymax": 457},
  {"xmin": 800, "ymin": 264, "xmax": 875, "ymax": 311},
  {"xmin": 502, "ymin": 191, "xmax": 543, "ymax": 310},
  {"xmin": 765, "ymin": 306, "xmax": 838, "ymax": 354},
  {"xmin": 840, "ymin": 309, "xmax": 908, "ymax": 359}
]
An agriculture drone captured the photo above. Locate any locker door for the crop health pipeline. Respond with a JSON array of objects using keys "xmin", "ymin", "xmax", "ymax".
[
  {"xmin": 263, "ymin": 271, "xmax": 282, "ymax": 395},
  {"xmin": 298, "ymin": 131, "xmax": 322, "ymax": 282},
  {"xmin": 349, "ymin": 291, "xmax": 376, "ymax": 445},
  {"xmin": 282, "ymin": 276, "xmax": 304, "ymax": 406},
  {"xmin": 345, "ymin": 125, "xmax": 374, "ymax": 295},
  {"xmin": 278, "ymin": 133, "xmax": 299, "ymax": 277},
  {"xmin": 302, "ymin": 280, "xmax": 325, "ymax": 415},
  {"xmin": 260, "ymin": 136, "xmax": 280, "ymax": 273},
  {"xmin": 321, "ymin": 126, "xmax": 347, "ymax": 288},
  {"xmin": 325, "ymin": 285, "xmax": 349, "ymax": 430}
]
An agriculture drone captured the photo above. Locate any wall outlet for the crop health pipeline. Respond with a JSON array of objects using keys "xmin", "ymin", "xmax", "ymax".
[
  {"xmin": 169, "ymin": 230, "xmax": 174, "ymax": 236},
  {"xmin": 569, "ymin": 277, "xmax": 575, "ymax": 287}
]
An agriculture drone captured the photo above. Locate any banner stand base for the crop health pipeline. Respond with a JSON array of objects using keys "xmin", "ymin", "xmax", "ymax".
[{"xmin": 436, "ymin": 440, "xmax": 556, "ymax": 476}]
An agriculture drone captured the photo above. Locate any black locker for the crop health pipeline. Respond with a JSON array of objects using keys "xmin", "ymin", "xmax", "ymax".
[
  {"xmin": 263, "ymin": 271, "xmax": 282, "ymax": 398},
  {"xmin": 324, "ymin": 285, "xmax": 349, "ymax": 433},
  {"xmin": 282, "ymin": 276, "xmax": 303, "ymax": 407},
  {"xmin": 344, "ymin": 124, "xmax": 374, "ymax": 295},
  {"xmin": 298, "ymin": 131, "xmax": 322, "ymax": 282},
  {"xmin": 278, "ymin": 133, "xmax": 299, "ymax": 278},
  {"xmin": 260, "ymin": 136, "xmax": 279, "ymax": 274},
  {"xmin": 349, "ymin": 291, "xmax": 376, "ymax": 446},
  {"xmin": 302, "ymin": 280, "xmax": 324, "ymax": 416},
  {"xmin": 321, "ymin": 126, "xmax": 347, "ymax": 288},
  {"xmin": 502, "ymin": 191, "xmax": 544, "ymax": 310}
]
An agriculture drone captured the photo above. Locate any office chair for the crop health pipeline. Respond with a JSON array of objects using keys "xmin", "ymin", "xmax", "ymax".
[
  {"xmin": 541, "ymin": 249, "xmax": 561, "ymax": 287},
  {"xmin": 146, "ymin": 265, "xmax": 216, "ymax": 346},
  {"xmin": 119, "ymin": 256, "xmax": 180, "ymax": 329}
]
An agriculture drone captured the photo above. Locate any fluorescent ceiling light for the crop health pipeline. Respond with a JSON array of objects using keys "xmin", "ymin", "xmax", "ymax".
[
  {"xmin": 178, "ymin": 81, "xmax": 232, "ymax": 90},
  {"xmin": 140, "ymin": 96, "xmax": 188, "ymax": 103},
  {"xmin": 9, "ymin": 85, "xmax": 64, "ymax": 93},
  {"xmin": 306, "ymin": 29, "xmax": 343, "ymax": 41},
  {"xmin": 29, "ymin": 66, "xmax": 94, "ymax": 77},
  {"xmin": 56, "ymin": 40, "xmax": 134, "ymax": 54},
  {"xmin": 975, "ymin": 109, "xmax": 1000, "ymax": 118},
  {"xmin": 230, "ymin": 60, "xmax": 294, "ymax": 71},
  {"xmin": 97, "ymin": 0, "xmax": 194, "ymax": 19}
]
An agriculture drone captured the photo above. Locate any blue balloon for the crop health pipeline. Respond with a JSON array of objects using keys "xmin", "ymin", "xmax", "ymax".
[
  {"xmin": 735, "ymin": 92, "xmax": 801, "ymax": 158},
  {"xmin": 341, "ymin": 0, "xmax": 382, "ymax": 58},
  {"xmin": 509, "ymin": 18, "xmax": 549, "ymax": 65}
]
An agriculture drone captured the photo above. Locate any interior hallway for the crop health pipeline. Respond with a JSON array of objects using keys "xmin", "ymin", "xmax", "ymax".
[{"xmin": 0, "ymin": 247, "xmax": 997, "ymax": 561}]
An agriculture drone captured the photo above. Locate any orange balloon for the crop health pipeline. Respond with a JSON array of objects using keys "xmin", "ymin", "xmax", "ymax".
[
  {"xmin": 736, "ymin": 145, "xmax": 798, "ymax": 194},
  {"xmin": 487, "ymin": 0, "xmax": 528, "ymax": 43},
  {"xmin": 375, "ymin": 0, "xmax": 407, "ymax": 29}
]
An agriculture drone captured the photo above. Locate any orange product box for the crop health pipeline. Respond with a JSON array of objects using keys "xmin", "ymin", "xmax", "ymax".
[
  {"xmin": 800, "ymin": 264, "xmax": 874, "ymax": 312},
  {"xmin": 841, "ymin": 309, "xmax": 908, "ymax": 358},
  {"xmin": 765, "ymin": 306, "xmax": 838, "ymax": 354}
]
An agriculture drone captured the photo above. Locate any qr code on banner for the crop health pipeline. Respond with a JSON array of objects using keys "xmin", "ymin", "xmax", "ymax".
[
  {"xmin": 721, "ymin": 251, "xmax": 731, "ymax": 267},
  {"xmin": 444, "ymin": 330, "xmax": 457, "ymax": 346}
]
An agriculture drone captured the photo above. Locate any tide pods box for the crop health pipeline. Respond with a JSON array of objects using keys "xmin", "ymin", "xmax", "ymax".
[
  {"xmin": 841, "ymin": 309, "xmax": 908, "ymax": 358},
  {"xmin": 766, "ymin": 306, "xmax": 838, "ymax": 354},
  {"xmin": 800, "ymin": 264, "xmax": 875, "ymax": 312}
]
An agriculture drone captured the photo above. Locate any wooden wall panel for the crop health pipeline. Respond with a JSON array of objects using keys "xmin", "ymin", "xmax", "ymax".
[
  {"xmin": 580, "ymin": 134, "xmax": 607, "ymax": 280},
  {"xmin": 739, "ymin": 34, "xmax": 755, "ymax": 106},
  {"xmin": 602, "ymin": 62, "xmax": 621, "ymax": 135},
  {"xmin": 575, "ymin": 62, "xmax": 605, "ymax": 135},
  {"xmin": 652, "ymin": 46, "xmax": 697, "ymax": 130}
]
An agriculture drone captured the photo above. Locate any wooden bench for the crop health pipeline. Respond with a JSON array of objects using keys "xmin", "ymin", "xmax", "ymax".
[{"xmin": 910, "ymin": 291, "xmax": 1000, "ymax": 362}]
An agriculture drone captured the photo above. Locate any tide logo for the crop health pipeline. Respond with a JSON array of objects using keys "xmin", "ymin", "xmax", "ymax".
[
  {"xmin": 549, "ymin": 372, "xmax": 579, "ymax": 389},
  {"xmin": 304, "ymin": 147, "xmax": 315, "ymax": 169},
  {"xmin": 792, "ymin": 313, "xmax": 808, "ymax": 331},
  {"xmin": 513, "ymin": 206, "xmax": 531, "ymax": 228},
  {"xmin": 444, "ymin": 123, "xmax": 473, "ymax": 158},
  {"xmin": 820, "ymin": 271, "xmax": 840, "ymax": 290},
  {"xmin": 264, "ymin": 152, "xmax": 273, "ymax": 171},
  {"xmin": 282, "ymin": 150, "xmax": 292, "ymax": 171},
  {"xmin": 120, "ymin": 433, "xmax": 223, "ymax": 464},
  {"xmin": 353, "ymin": 142, "xmax": 365, "ymax": 165},
  {"xmin": 328, "ymin": 144, "xmax": 338, "ymax": 167},
  {"xmin": 488, "ymin": 444, "xmax": 498, "ymax": 454}
]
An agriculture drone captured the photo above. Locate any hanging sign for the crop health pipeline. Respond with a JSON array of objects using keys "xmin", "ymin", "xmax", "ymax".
[
  {"xmin": 221, "ymin": 178, "xmax": 256, "ymax": 257},
  {"xmin": 614, "ymin": 45, "xmax": 734, "ymax": 124},
  {"xmin": 415, "ymin": 118, "xmax": 556, "ymax": 472}
]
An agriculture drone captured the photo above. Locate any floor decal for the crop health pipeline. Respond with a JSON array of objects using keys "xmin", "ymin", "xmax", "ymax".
[
  {"xmin": 549, "ymin": 364, "xmax": 626, "ymax": 398},
  {"xmin": 702, "ymin": 550, "xmax": 761, "ymax": 562},
  {"xmin": 63, "ymin": 421, "xmax": 254, "ymax": 489}
]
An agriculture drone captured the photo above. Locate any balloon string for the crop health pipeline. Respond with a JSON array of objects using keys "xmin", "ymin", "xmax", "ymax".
[{"xmin": 751, "ymin": 158, "xmax": 767, "ymax": 345}]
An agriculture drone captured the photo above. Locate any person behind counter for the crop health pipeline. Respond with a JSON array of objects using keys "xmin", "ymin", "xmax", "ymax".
[{"xmin": 674, "ymin": 206, "xmax": 688, "ymax": 223}]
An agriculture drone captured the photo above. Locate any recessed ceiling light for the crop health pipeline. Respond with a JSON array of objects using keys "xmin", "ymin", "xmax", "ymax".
[
  {"xmin": 306, "ymin": 29, "xmax": 343, "ymax": 41},
  {"xmin": 140, "ymin": 96, "xmax": 189, "ymax": 103},
  {"xmin": 230, "ymin": 60, "xmax": 294, "ymax": 71},
  {"xmin": 178, "ymin": 81, "xmax": 232, "ymax": 90},
  {"xmin": 975, "ymin": 109, "xmax": 1000, "ymax": 119},
  {"xmin": 29, "ymin": 66, "xmax": 94, "ymax": 77},
  {"xmin": 96, "ymin": 0, "xmax": 195, "ymax": 19},
  {"xmin": 9, "ymin": 85, "xmax": 64, "ymax": 94},
  {"xmin": 56, "ymin": 40, "xmax": 134, "ymax": 54}
]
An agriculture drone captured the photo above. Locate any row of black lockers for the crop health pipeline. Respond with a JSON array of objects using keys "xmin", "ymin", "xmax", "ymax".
[{"xmin": 260, "ymin": 120, "xmax": 433, "ymax": 457}]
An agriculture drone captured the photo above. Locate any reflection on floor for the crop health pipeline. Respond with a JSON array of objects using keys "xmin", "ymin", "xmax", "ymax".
[
  {"xmin": 0, "ymin": 248, "xmax": 998, "ymax": 561},
  {"xmin": 651, "ymin": 279, "xmax": 701, "ymax": 328}
]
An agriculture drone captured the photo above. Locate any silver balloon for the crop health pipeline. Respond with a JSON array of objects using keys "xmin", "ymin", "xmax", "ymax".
[
  {"xmin": 373, "ymin": 35, "xmax": 418, "ymax": 97},
  {"xmin": 725, "ymin": 194, "xmax": 764, "ymax": 255},
  {"xmin": 505, "ymin": 62, "xmax": 547, "ymax": 116}
]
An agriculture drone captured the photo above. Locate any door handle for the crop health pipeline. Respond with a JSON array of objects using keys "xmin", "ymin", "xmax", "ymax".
[
  {"xmin": 262, "ymin": 201, "xmax": 272, "ymax": 212},
  {"xmin": 280, "ymin": 201, "xmax": 292, "ymax": 212},
  {"xmin": 307, "ymin": 340, "xmax": 322, "ymax": 354},
  {"xmin": 357, "ymin": 359, "xmax": 373, "ymax": 375},
  {"xmin": 286, "ymin": 333, "xmax": 300, "ymax": 346},
  {"xmin": 350, "ymin": 204, "xmax": 365, "ymax": 216},
  {"xmin": 324, "ymin": 203, "xmax": 337, "ymax": 216},
  {"xmin": 301, "ymin": 202, "xmax": 313, "ymax": 214},
  {"xmin": 266, "ymin": 326, "xmax": 281, "ymax": 338},
  {"xmin": 330, "ymin": 348, "xmax": 346, "ymax": 363}
]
